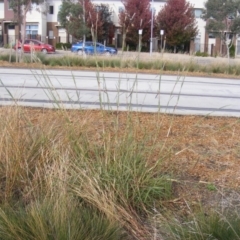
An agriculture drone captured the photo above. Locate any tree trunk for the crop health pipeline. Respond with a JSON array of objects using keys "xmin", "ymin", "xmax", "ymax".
[
  {"xmin": 138, "ymin": 35, "xmax": 142, "ymax": 52},
  {"xmin": 91, "ymin": 27, "xmax": 95, "ymax": 42},
  {"xmin": 122, "ymin": 31, "xmax": 126, "ymax": 51},
  {"xmin": 174, "ymin": 45, "xmax": 177, "ymax": 53},
  {"xmin": 82, "ymin": 0, "xmax": 86, "ymax": 50},
  {"xmin": 20, "ymin": 0, "xmax": 31, "ymax": 61}
]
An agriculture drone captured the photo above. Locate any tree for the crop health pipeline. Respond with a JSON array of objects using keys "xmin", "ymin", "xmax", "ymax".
[
  {"xmin": 83, "ymin": 1, "xmax": 113, "ymax": 43},
  {"xmin": 95, "ymin": 4, "xmax": 113, "ymax": 44},
  {"xmin": 83, "ymin": 0, "xmax": 103, "ymax": 43},
  {"xmin": 202, "ymin": 0, "xmax": 240, "ymax": 58},
  {"xmin": 58, "ymin": 0, "xmax": 89, "ymax": 40},
  {"xmin": 9, "ymin": 0, "xmax": 48, "ymax": 59},
  {"xmin": 9, "ymin": 0, "xmax": 47, "ymax": 43},
  {"xmin": 58, "ymin": 0, "xmax": 112, "ymax": 44},
  {"xmin": 156, "ymin": 0, "xmax": 198, "ymax": 53},
  {"xmin": 119, "ymin": 0, "xmax": 152, "ymax": 50}
]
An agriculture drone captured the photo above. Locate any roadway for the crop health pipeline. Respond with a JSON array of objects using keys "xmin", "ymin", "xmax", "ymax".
[{"xmin": 0, "ymin": 68, "xmax": 240, "ymax": 117}]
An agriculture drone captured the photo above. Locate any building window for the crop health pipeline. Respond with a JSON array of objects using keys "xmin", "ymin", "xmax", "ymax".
[
  {"xmin": 8, "ymin": 0, "xmax": 13, "ymax": 10},
  {"xmin": 8, "ymin": 25, "xmax": 15, "ymax": 30},
  {"xmin": 151, "ymin": 7, "xmax": 156, "ymax": 13},
  {"xmin": 49, "ymin": 30, "xmax": 54, "ymax": 39},
  {"xmin": 208, "ymin": 33, "xmax": 216, "ymax": 39},
  {"xmin": 118, "ymin": 6, "xmax": 124, "ymax": 13},
  {"xmin": 57, "ymin": 5, "xmax": 62, "ymax": 22},
  {"xmin": 49, "ymin": 5, "xmax": 54, "ymax": 14},
  {"xmin": 0, "ymin": 1, "xmax": 4, "ymax": 18},
  {"xmin": 26, "ymin": 25, "xmax": 38, "ymax": 39},
  {"xmin": 194, "ymin": 9, "xmax": 203, "ymax": 18}
]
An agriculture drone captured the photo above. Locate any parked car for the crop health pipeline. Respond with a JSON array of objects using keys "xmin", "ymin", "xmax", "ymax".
[
  {"xmin": 14, "ymin": 39, "xmax": 55, "ymax": 54},
  {"xmin": 71, "ymin": 41, "xmax": 117, "ymax": 56}
]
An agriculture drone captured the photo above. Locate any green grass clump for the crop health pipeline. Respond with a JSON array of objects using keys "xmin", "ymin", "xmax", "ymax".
[
  {"xmin": 1, "ymin": 52, "xmax": 240, "ymax": 77},
  {"xmin": 0, "ymin": 198, "xmax": 124, "ymax": 240},
  {"xmin": 195, "ymin": 51, "xmax": 209, "ymax": 57},
  {"xmin": 168, "ymin": 211, "xmax": 240, "ymax": 240},
  {"xmin": 109, "ymin": 59, "xmax": 120, "ymax": 68},
  {"xmin": 0, "ymin": 54, "xmax": 16, "ymax": 62},
  {"xmin": 164, "ymin": 61, "xmax": 184, "ymax": 72},
  {"xmin": 70, "ymin": 131, "xmax": 172, "ymax": 212},
  {"xmin": 212, "ymin": 65, "xmax": 224, "ymax": 74}
]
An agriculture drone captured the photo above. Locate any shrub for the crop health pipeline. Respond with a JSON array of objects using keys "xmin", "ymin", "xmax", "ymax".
[
  {"xmin": 56, "ymin": 42, "xmax": 72, "ymax": 50},
  {"xmin": 3, "ymin": 44, "xmax": 12, "ymax": 49},
  {"xmin": 123, "ymin": 45, "xmax": 136, "ymax": 51},
  {"xmin": 229, "ymin": 44, "xmax": 235, "ymax": 58},
  {"xmin": 195, "ymin": 51, "xmax": 209, "ymax": 57},
  {"xmin": 107, "ymin": 44, "xmax": 116, "ymax": 48},
  {"xmin": 141, "ymin": 46, "xmax": 149, "ymax": 52}
]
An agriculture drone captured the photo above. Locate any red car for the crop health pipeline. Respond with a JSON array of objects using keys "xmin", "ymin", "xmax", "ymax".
[{"xmin": 14, "ymin": 39, "xmax": 55, "ymax": 54}]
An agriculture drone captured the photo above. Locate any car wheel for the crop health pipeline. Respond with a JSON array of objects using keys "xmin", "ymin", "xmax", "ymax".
[
  {"xmin": 41, "ymin": 49, "xmax": 48, "ymax": 54},
  {"xmin": 77, "ymin": 50, "xmax": 84, "ymax": 55},
  {"xmin": 104, "ymin": 51, "xmax": 111, "ymax": 56}
]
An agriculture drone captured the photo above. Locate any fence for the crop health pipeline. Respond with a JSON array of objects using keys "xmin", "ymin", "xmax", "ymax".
[
  {"xmin": 194, "ymin": 42, "xmax": 240, "ymax": 57},
  {"xmin": 237, "ymin": 41, "xmax": 240, "ymax": 56},
  {"xmin": 0, "ymin": 35, "xmax": 3, "ymax": 47},
  {"xmin": 194, "ymin": 43, "xmax": 231, "ymax": 56}
]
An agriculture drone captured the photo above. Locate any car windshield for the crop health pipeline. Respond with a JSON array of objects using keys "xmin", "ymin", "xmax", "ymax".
[{"xmin": 25, "ymin": 40, "xmax": 43, "ymax": 45}]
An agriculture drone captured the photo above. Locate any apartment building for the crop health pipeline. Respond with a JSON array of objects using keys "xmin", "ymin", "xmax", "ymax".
[
  {"xmin": 0, "ymin": 1, "xmax": 2, "ymax": 45},
  {"xmin": 0, "ymin": 0, "xmax": 47, "ymax": 46},
  {"xmin": 45, "ymin": 0, "xmax": 206, "ymax": 52},
  {"xmin": 0, "ymin": 0, "xmax": 208, "ymax": 53},
  {"xmin": 46, "ymin": 0, "xmax": 67, "ymax": 46}
]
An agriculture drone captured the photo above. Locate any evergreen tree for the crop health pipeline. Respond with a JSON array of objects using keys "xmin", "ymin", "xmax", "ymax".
[
  {"xmin": 202, "ymin": 0, "xmax": 240, "ymax": 57},
  {"xmin": 58, "ymin": 0, "xmax": 89, "ymax": 40}
]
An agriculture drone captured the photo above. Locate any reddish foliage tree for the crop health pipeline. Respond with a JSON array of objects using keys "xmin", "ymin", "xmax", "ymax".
[
  {"xmin": 79, "ymin": 0, "xmax": 103, "ymax": 42},
  {"xmin": 156, "ymin": 0, "xmax": 198, "ymax": 52},
  {"xmin": 119, "ymin": 0, "xmax": 152, "ymax": 50}
]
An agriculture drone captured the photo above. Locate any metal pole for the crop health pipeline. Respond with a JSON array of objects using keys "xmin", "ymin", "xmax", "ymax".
[
  {"xmin": 138, "ymin": 29, "xmax": 142, "ymax": 52},
  {"xmin": 150, "ymin": 0, "xmax": 154, "ymax": 55},
  {"xmin": 161, "ymin": 34, "xmax": 162, "ymax": 53}
]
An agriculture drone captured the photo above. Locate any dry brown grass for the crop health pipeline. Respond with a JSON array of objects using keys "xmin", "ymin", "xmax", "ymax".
[
  {"xmin": 0, "ymin": 106, "xmax": 239, "ymax": 239},
  {"xmin": 1, "ymin": 106, "xmax": 239, "ymax": 189}
]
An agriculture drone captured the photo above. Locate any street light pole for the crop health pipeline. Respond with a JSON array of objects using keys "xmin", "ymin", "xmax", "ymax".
[
  {"xmin": 150, "ymin": 0, "xmax": 154, "ymax": 55},
  {"xmin": 138, "ymin": 29, "xmax": 142, "ymax": 52},
  {"xmin": 160, "ymin": 29, "xmax": 164, "ymax": 53}
]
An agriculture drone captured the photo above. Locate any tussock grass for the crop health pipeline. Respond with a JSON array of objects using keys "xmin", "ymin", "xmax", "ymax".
[
  {"xmin": 0, "ymin": 106, "xmax": 239, "ymax": 239},
  {"xmin": 167, "ymin": 210, "xmax": 240, "ymax": 240},
  {"xmin": 0, "ymin": 197, "xmax": 123, "ymax": 240},
  {"xmin": 1, "ymin": 53, "xmax": 240, "ymax": 76},
  {"xmin": 0, "ymin": 52, "xmax": 240, "ymax": 238},
  {"xmin": 0, "ymin": 107, "xmax": 173, "ymax": 239}
]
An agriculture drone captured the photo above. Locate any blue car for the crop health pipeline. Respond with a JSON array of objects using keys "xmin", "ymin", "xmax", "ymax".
[{"xmin": 71, "ymin": 41, "xmax": 118, "ymax": 56}]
